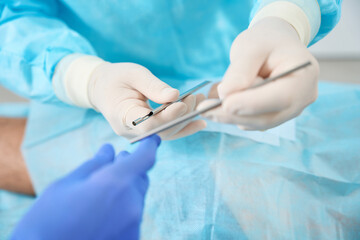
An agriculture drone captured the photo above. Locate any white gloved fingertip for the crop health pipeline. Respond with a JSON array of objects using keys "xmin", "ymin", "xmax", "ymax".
[
  {"xmin": 216, "ymin": 83, "xmax": 227, "ymax": 100},
  {"xmin": 161, "ymin": 88, "xmax": 179, "ymax": 100}
]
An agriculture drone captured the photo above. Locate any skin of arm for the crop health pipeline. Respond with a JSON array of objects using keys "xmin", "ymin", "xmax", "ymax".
[{"xmin": 0, "ymin": 117, "xmax": 35, "ymax": 196}]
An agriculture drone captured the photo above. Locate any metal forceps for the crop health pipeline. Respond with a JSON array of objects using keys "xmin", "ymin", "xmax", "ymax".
[
  {"xmin": 130, "ymin": 61, "xmax": 312, "ymax": 144},
  {"xmin": 132, "ymin": 81, "xmax": 211, "ymax": 126}
]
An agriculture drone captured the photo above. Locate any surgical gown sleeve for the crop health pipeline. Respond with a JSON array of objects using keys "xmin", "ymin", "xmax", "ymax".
[
  {"xmin": 0, "ymin": 1, "xmax": 96, "ymax": 103},
  {"xmin": 251, "ymin": 0, "xmax": 342, "ymax": 45}
]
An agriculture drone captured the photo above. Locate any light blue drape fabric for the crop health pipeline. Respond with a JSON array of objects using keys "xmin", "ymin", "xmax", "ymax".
[
  {"xmin": 1, "ymin": 81, "xmax": 358, "ymax": 239},
  {"xmin": 0, "ymin": 1, "xmax": 347, "ymax": 238}
]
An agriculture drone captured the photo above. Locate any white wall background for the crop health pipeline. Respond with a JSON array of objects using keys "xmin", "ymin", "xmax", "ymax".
[{"xmin": 309, "ymin": 0, "xmax": 360, "ymax": 60}]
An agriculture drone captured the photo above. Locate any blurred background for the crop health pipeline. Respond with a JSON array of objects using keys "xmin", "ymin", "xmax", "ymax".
[{"xmin": 1, "ymin": 0, "xmax": 359, "ymax": 103}]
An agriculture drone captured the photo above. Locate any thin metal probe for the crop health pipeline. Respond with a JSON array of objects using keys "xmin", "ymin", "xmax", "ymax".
[
  {"xmin": 132, "ymin": 81, "xmax": 211, "ymax": 126},
  {"xmin": 130, "ymin": 100, "xmax": 222, "ymax": 144},
  {"xmin": 129, "ymin": 61, "xmax": 312, "ymax": 144},
  {"xmin": 253, "ymin": 61, "xmax": 312, "ymax": 88}
]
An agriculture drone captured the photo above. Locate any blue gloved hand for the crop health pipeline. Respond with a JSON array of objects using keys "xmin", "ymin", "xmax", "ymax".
[{"xmin": 11, "ymin": 135, "xmax": 161, "ymax": 240}]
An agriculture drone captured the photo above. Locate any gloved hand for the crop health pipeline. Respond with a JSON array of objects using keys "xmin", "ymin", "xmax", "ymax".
[
  {"xmin": 199, "ymin": 17, "xmax": 319, "ymax": 130},
  {"xmin": 89, "ymin": 62, "xmax": 206, "ymax": 139},
  {"xmin": 11, "ymin": 135, "xmax": 161, "ymax": 240}
]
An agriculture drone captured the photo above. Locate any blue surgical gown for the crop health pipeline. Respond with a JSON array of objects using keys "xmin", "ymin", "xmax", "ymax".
[
  {"xmin": 0, "ymin": 0, "xmax": 341, "ymax": 103},
  {"xmin": 0, "ymin": 1, "xmax": 347, "ymax": 239}
]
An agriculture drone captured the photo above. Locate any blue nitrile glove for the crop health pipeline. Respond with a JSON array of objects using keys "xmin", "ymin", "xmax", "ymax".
[{"xmin": 11, "ymin": 135, "xmax": 161, "ymax": 240}]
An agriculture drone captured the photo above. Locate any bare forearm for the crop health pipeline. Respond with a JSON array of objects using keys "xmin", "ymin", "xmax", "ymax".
[{"xmin": 0, "ymin": 117, "xmax": 35, "ymax": 196}]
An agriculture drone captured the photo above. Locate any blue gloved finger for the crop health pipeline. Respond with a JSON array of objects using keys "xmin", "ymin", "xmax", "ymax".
[
  {"xmin": 125, "ymin": 135, "xmax": 161, "ymax": 174},
  {"xmin": 118, "ymin": 218, "xmax": 141, "ymax": 240},
  {"xmin": 94, "ymin": 144, "xmax": 116, "ymax": 160},
  {"xmin": 134, "ymin": 174, "xmax": 150, "ymax": 197},
  {"xmin": 96, "ymin": 135, "xmax": 160, "ymax": 182},
  {"xmin": 66, "ymin": 144, "xmax": 115, "ymax": 180},
  {"xmin": 117, "ymin": 150, "xmax": 130, "ymax": 159}
]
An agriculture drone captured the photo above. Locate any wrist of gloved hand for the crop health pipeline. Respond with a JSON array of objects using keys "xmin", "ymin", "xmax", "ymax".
[
  {"xmin": 52, "ymin": 53, "xmax": 106, "ymax": 108},
  {"xmin": 249, "ymin": 1, "xmax": 321, "ymax": 46}
]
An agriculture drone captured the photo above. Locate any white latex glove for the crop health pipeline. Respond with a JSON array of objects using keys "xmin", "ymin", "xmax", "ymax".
[
  {"xmin": 88, "ymin": 62, "xmax": 206, "ymax": 139},
  {"xmin": 199, "ymin": 17, "xmax": 319, "ymax": 131}
]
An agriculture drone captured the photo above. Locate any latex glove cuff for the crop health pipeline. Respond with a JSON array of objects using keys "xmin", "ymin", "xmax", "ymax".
[
  {"xmin": 249, "ymin": 1, "xmax": 320, "ymax": 46},
  {"xmin": 53, "ymin": 53, "xmax": 105, "ymax": 108}
]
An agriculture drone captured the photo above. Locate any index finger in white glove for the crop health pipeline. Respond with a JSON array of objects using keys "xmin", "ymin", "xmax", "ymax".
[
  {"xmin": 198, "ymin": 99, "xmax": 293, "ymax": 131},
  {"xmin": 222, "ymin": 64, "xmax": 317, "ymax": 116},
  {"xmin": 201, "ymin": 105, "xmax": 294, "ymax": 131}
]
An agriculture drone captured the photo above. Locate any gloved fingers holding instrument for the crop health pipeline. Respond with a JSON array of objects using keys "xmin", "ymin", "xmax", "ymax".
[
  {"xmin": 199, "ymin": 16, "xmax": 319, "ymax": 131},
  {"xmin": 53, "ymin": 58, "xmax": 206, "ymax": 140}
]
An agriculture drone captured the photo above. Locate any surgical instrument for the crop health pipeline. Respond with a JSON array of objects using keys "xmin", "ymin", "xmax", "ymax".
[
  {"xmin": 130, "ymin": 61, "xmax": 312, "ymax": 144},
  {"xmin": 132, "ymin": 81, "xmax": 211, "ymax": 126}
]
